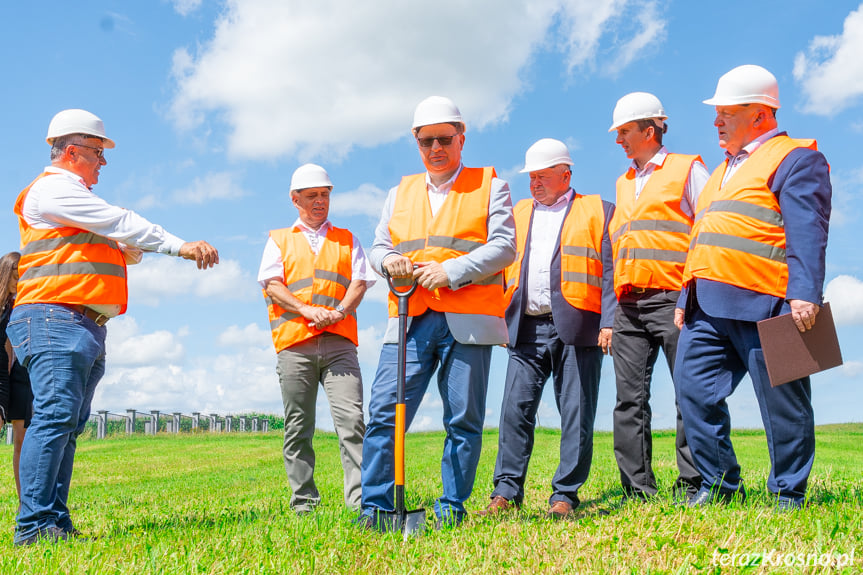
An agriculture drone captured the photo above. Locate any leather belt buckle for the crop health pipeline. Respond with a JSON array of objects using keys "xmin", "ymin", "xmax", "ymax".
[
  {"xmin": 90, "ymin": 311, "xmax": 110, "ymax": 327},
  {"xmin": 67, "ymin": 304, "xmax": 111, "ymax": 326},
  {"xmin": 629, "ymin": 286, "xmax": 648, "ymax": 295}
]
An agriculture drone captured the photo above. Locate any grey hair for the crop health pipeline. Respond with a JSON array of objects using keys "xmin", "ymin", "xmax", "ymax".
[{"xmin": 50, "ymin": 133, "xmax": 99, "ymax": 161}]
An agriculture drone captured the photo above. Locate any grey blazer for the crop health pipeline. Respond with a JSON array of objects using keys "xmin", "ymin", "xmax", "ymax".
[{"xmin": 370, "ymin": 165, "xmax": 516, "ymax": 345}]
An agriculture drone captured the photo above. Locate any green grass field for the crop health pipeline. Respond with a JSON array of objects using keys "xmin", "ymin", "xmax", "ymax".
[{"xmin": 0, "ymin": 425, "xmax": 860, "ymax": 573}]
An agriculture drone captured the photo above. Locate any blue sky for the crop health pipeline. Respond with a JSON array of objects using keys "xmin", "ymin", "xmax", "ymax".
[{"xmin": 2, "ymin": 0, "xmax": 862, "ymax": 432}]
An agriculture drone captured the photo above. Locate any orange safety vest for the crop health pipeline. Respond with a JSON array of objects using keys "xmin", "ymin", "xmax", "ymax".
[
  {"xmin": 682, "ymin": 136, "xmax": 817, "ymax": 298},
  {"xmin": 265, "ymin": 226, "xmax": 358, "ymax": 352},
  {"xmin": 13, "ymin": 172, "xmax": 128, "ymax": 312},
  {"xmin": 387, "ymin": 167, "xmax": 505, "ymax": 318},
  {"xmin": 610, "ymin": 154, "xmax": 700, "ymax": 297},
  {"xmin": 504, "ymin": 194, "xmax": 605, "ymax": 314}
]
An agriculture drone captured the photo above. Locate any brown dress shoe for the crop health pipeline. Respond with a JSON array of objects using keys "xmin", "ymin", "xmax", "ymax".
[
  {"xmin": 547, "ymin": 501, "xmax": 573, "ymax": 520},
  {"xmin": 476, "ymin": 496, "xmax": 514, "ymax": 516}
]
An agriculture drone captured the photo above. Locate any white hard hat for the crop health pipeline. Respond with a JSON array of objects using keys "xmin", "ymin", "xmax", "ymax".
[
  {"xmin": 411, "ymin": 96, "xmax": 465, "ymax": 132},
  {"xmin": 46, "ymin": 109, "xmax": 115, "ymax": 148},
  {"xmin": 290, "ymin": 163, "xmax": 333, "ymax": 192},
  {"xmin": 520, "ymin": 138, "xmax": 574, "ymax": 173},
  {"xmin": 608, "ymin": 92, "xmax": 667, "ymax": 132},
  {"xmin": 703, "ymin": 64, "xmax": 780, "ymax": 109}
]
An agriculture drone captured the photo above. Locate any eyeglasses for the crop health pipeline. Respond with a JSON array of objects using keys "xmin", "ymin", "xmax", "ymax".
[
  {"xmin": 71, "ymin": 143, "xmax": 105, "ymax": 160},
  {"xmin": 416, "ymin": 135, "xmax": 457, "ymax": 148}
]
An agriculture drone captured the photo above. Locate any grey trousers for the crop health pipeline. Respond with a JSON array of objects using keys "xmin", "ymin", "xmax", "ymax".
[
  {"xmin": 611, "ymin": 289, "xmax": 701, "ymax": 497},
  {"xmin": 276, "ymin": 333, "xmax": 365, "ymax": 511}
]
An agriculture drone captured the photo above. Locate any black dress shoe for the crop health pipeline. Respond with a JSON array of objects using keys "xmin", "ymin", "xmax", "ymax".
[
  {"xmin": 775, "ymin": 497, "xmax": 804, "ymax": 512},
  {"xmin": 688, "ymin": 486, "xmax": 746, "ymax": 507},
  {"xmin": 434, "ymin": 513, "xmax": 466, "ymax": 530},
  {"xmin": 14, "ymin": 526, "xmax": 69, "ymax": 547}
]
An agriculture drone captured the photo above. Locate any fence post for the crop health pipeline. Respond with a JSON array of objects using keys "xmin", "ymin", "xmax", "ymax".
[
  {"xmin": 126, "ymin": 409, "xmax": 136, "ymax": 435},
  {"xmin": 239, "ymin": 416, "xmax": 247, "ymax": 432},
  {"xmin": 97, "ymin": 410, "xmax": 108, "ymax": 439},
  {"xmin": 252, "ymin": 417, "xmax": 259, "ymax": 432},
  {"xmin": 262, "ymin": 419, "xmax": 269, "ymax": 432},
  {"xmin": 225, "ymin": 415, "xmax": 233, "ymax": 433},
  {"xmin": 173, "ymin": 412, "xmax": 181, "ymax": 434},
  {"xmin": 150, "ymin": 410, "xmax": 160, "ymax": 435},
  {"xmin": 5, "ymin": 424, "xmax": 12, "ymax": 445},
  {"xmin": 209, "ymin": 413, "xmax": 217, "ymax": 432},
  {"xmin": 192, "ymin": 412, "xmax": 200, "ymax": 431}
]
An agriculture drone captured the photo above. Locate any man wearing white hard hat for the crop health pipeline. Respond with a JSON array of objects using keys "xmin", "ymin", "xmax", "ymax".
[
  {"xmin": 479, "ymin": 139, "xmax": 615, "ymax": 519},
  {"xmin": 257, "ymin": 163, "xmax": 375, "ymax": 514},
  {"xmin": 8, "ymin": 109, "xmax": 219, "ymax": 545},
  {"xmin": 674, "ymin": 65, "xmax": 832, "ymax": 509},
  {"xmin": 607, "ymin": 92, "xmax": 708, "ymax": 503},
  {"xmin": 358, "ymin": 96, "xmax": 515, "ymax": 530}
]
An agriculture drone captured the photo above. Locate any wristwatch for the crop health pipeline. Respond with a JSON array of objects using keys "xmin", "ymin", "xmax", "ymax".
[{"xmin": 335, "ymin": 304, "xmax": 346, "ymax": 317}]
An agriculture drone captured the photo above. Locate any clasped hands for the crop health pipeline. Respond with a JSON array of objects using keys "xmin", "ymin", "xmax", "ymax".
[
  {"xmin": 301, "ymin": 304, "xmax": 345, "ymax": 330},
  {"xmin": 383, "ymin": 255, "xmax": 449, "ymax": 290}
]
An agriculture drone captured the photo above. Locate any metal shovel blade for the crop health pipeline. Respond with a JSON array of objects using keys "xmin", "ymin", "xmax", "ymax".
[
  {"xmin": 402, "ymin": 508, "xmax": 426, "ymax": 539},
  {"xmin": 378, "ymin": 508, "xmax": 426, "ymax": 538}
]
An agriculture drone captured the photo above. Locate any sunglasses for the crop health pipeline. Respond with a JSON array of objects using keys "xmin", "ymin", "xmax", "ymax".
[
  {"xmin": 72, "ymin": 143, "xmax": 105, "ymax": 160},
  {"xmin": 416, "ymin": 135, "xmax": 457, "ymax": 148}
]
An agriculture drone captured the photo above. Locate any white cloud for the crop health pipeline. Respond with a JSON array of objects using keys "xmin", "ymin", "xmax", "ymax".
[
  {"xmin": 826, "ymin": 166, "xmax": 863, "ymax": 226},
  {"xmin": 127, "ymin": 256, "xmax": 255, "ymax": 306},
  {"xmin": 169, "ymin": 0, "xmax": 666, "ymax": 161},
  {"xmin": 94, "ymin": 343, "xmax": 279, "ymax": 415},
  {"xmin": 174, "ymin": 171, "xmax": 246, "ymax": 204},
  {"xmin": 793, "ymin": 3, "xmax": 863, "ymax": 115},
  {"xmin": 363, "ymin": 280, "xmax": 390, "ymax": 305},
  {"xmin": 357, "ymin": 324, "xmax": 385, "ymax": 368},
  {"xmin": 170, "ymin": 0, "xmax": 202, "ymax": 16},
  {"xmin": 838, "ymin": 360, "xmax": 863, "ymax": 378},
  {"xmin": 824, "ymin": 275, "xmax": 863, "ymax": 325},
  {"xmin": 330, "ymin": 183, "xmax": 388, "ymax": 220},
  {"xmin": 106, "ymin": 316, "xmax": 186, "ymax": 365},
  {"xmin": 217, "ymin": 322, "xmax": 273, "ymax": 348}
]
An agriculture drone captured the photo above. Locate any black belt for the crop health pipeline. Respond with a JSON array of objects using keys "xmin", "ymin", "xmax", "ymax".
[
  {"xmin": 65, "ymin": 304, "xmax": 111, "ymax": 326},
  {"xmin": 525, "ymin": 313, "xmax": 553, "ymax": 321}
]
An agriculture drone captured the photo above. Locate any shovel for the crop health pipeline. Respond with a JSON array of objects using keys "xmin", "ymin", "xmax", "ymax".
[{"xmin": 381, "ymin": 270, "xmax": 426, "ymax": 538}]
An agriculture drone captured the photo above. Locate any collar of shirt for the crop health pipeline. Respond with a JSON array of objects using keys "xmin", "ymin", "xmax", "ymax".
[
  {"xmin": 292, "ymin": 218, "xmax": 332, "ymax": 235},
  {"xmin": 629, "ymin": 146, "xmax": 669, "ymax": 176},
  {"xmin": 532, "ymin": 188, "xmax": 574, "ymax": 211},
  {"xmin": 725, "ymin": 128, "xmax": 782, "ymax": 163},
  {"xmin": 43, "ymin": 165, "xmax": 90, "ymax": 189},
  {"xmin": 425, "ymin": 163, "xmax": 463, "ymax": 195},
  {"xmin": 721, "ymin": 128, "xmax": 782, "ymax": 187}
]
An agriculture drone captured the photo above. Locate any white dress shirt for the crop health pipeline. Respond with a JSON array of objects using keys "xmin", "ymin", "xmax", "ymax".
[
  {"xmin": 720, "ymin": 128, "xmax": 781, "ymax": 187},
  {"xmin": 630, "ymin": 147, "xmax": 711, "ymax": 218},
  {"xmin": 257, "ymin": 218, "xmax": 377, "ymax": 288},
  {"xmin": 21, "ymin": 166, "xmax": 187, "ymax": 316},
  {"xmin": 524, "ymin": 189, "xmax": 573, "ymax": 316}
]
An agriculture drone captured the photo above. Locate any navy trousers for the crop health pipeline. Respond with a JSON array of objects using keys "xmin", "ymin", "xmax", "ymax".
[
  {"xmin": 674, "ymin": 307, "xmax": 814, "ymax": 502},
  {"xmin": 491, "ymin": 315, "xmax": 602, "ymax": 507}
]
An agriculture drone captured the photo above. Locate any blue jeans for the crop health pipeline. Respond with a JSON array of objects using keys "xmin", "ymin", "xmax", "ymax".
[
  {"xmin": 674, "ymin": 307, "xmax": 814, "ymax": 502},
  {"xmin": 360, "ymin": 310, "xmax": 491, "ymax": 522},
  {"xmin": 6, "ymin": 304, "xmax": 107, "ymax": 543}
]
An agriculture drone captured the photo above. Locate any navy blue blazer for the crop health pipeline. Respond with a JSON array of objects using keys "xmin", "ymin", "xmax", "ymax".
[
  {"xmin": 680, "ymin": 134, "xmax": 832, "ymax": 323},
  {"xmin": 506, "ymin": 193, "xmax": 617, "ymax": 347}
]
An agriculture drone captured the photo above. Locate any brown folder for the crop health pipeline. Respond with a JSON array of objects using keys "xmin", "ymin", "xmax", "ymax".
[{"xmin": 757, "ymin": 302, "xmax": 843, "ymax": 387}]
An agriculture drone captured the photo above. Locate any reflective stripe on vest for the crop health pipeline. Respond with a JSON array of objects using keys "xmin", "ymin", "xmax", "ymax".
[
  {"xmin": 387, "ymin": 167, "xmax": 505, "ymax": 318},
  {"xmin": 504, "ymin": 194, "xmax": 605, "ymax": 313},
  {"xmin": 609, "ymin": 154, "xmax": 699, "ymax": 297},
  {"xmin": 266, "ymin": 226, "xmax": 358, "ymax": 351},
  {"xmin": 13, "ymin": 172, "xmax": 128, "ymax": 312},
  {"xmin": 682, "ymin": 135, "xmax": 817, "ymax": 298}
]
